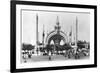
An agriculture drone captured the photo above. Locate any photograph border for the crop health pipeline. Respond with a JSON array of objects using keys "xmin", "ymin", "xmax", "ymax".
[{"xmin": 10, "ymin": 1, "xmax": 97, "ymax": 72}]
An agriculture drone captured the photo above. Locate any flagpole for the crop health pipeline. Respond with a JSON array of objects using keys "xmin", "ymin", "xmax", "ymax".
[
  {"xmin": 69, "ymin": 25, "xmax": 72, "ymax": 45},
  {"xmin": 71, "ymin": 26, "xmax": 72, "ymax": 44},
  {"xmin": 42, "ymin": 24, "xmax": 45, "ymax": 49}
]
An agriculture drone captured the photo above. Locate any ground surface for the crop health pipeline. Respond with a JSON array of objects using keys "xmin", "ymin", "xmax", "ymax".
[{"xmin": 21, "ymin": 54, "xmax": 89, "ymax": 63}]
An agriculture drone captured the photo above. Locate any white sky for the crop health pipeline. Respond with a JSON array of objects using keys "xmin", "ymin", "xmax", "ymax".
[{"xmin": 22, "ymin": 10, "xmax": 90, "ymax": 45}]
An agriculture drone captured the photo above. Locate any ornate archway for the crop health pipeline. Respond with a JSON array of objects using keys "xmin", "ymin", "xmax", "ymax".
[
  {"xmin": 45, "ymin": 16, "xmax": 68, "ymax": 45},
  {"xmin": 48, "ymin": 34, "xmax": 66, "ymax": 45},
  {"xmin": 46, "ymin": 31, "xmax": 68, "ymax": 45}
]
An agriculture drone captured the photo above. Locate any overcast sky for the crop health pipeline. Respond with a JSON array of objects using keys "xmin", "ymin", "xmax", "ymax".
[{"xmin": 22, "ymin": 10, "xmax": 90, "ymax": 45}]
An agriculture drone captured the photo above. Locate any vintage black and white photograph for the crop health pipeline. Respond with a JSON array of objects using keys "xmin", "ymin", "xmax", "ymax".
[
  {"xmin": 11, "ymin": 1, "xmax": 97, "ymax": 72},
  {"xmin": 21, "ymin": 10, "xmax": 90, "ymax": 63}
]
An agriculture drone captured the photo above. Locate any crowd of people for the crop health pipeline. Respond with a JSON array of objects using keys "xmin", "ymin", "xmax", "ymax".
[{"xmin": 22, "ymin": 41, "xmax": 90, "ymax": 61}]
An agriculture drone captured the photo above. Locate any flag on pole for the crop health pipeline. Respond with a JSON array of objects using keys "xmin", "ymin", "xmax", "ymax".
[
  {"xmin": 42, "ymin": 24, "xmax": 45, "ymax": 37},
  {"xmin": 69, "ymin": 26, "xmax": 72, "ymax": 36},
  {"xmin": 69, "ymin": 31, "xmax": 72, "ymax": 36}
]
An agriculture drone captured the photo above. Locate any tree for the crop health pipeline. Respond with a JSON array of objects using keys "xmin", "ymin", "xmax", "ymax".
[
  {"xmin": 62, "ymin": 43, "xmax": 72, "ymax": 50},
  {"xmin": 77, "ymin": 40, "xmax": 87, "ymax": 49},
  {"xmin": 22, "ymin": 43, "xmax": 35, "ymax": 58},
  {"xmin": 22, "ymin": 43, "xmax": 35, "ymax": 51}
]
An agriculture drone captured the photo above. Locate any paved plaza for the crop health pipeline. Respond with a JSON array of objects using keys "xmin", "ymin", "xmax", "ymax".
[{"xmin": 22, "ymin": 54, "xmax": 89, "ymax": 63}]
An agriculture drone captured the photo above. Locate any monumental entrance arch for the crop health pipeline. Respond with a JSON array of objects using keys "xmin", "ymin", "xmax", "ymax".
[{"xmin": 45, "ymin": 16, "xmax": 68, "ymax": 46}]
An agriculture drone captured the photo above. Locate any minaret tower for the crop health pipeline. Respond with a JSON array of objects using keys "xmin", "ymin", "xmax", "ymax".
[
  {"xmin": 75, "ymin": 16, "xmax": 78, "ymax": 53},
  {"xmin": 36, "ymin": 14, "xmax": 39, "ymax": 55}
]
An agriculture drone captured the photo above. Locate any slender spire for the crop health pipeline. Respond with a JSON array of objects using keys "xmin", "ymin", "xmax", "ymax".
[
  {"xmin": 36, "ymin": 13, "xmax": 38, "ymax": 45},
  {"xmin": 55, "ymin": 16, "xmax": 61, "ymax": 33},
  {"xmin": 36, "ymin": 13, "xmax": 39, "ymax": 55},
  {"xmin": 76, "ymin": 16, "xmax": 78, "ymax": 43},
  {"xmin": 75, "ymin": 16, "xmax": 78, "ymax": 51},
  {"xmin": 36, "ymin": 14, "xmax": 38, "ymax": 27},
  {"xmin": 56, "ymin": 16, "xmax": 59, "ymax": 26},
  {"xmin": 74, "ymin": 16, "xmax": 78, "ymax": 54}
]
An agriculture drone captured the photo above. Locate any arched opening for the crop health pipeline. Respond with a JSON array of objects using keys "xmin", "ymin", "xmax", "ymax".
[
  {"xmin": 45, "ymin": 31, "xmax": 68, "ymax": 45},
  {"xmin": 48, "ymin": 34, "xmax": 66, "ymax": 46},
  {"xmin": 50, "ymin": 40, "xmax": 54, "ymax": 45},
  {"xmin": 60, "ymin": 40, "xmax": 65, "ymax": 45}
]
